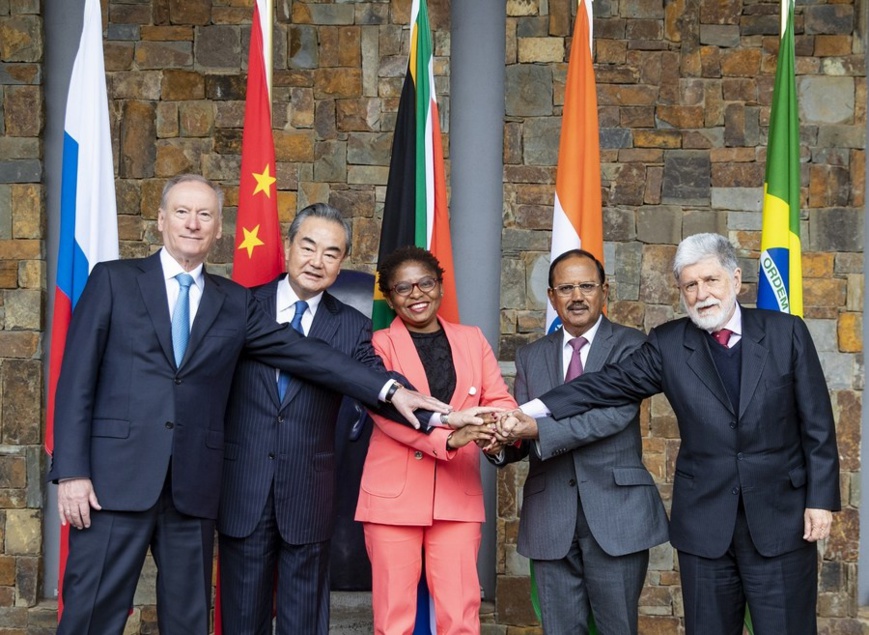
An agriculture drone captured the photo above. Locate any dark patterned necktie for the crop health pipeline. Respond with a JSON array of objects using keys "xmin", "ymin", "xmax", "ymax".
[{"xmin": 565, "ymin": 336, "xmax": 588, "ymax": 382}]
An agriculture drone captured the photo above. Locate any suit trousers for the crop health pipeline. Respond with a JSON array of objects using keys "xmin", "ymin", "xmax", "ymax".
[
  {"xmin": 58, "ymin": 472, "xmax": 214, "ymax": 635},
  {"xmin": 533, "ymin": 493, "xmax": 649, "ymax": 635},
  {"xmin": 363, "ymin": 520, "xmax": 482, "ymax": 635},
  {"xmin": 218, "ymin": 489, "xmax": 330, "ymax": 635},
  {"xmin": 679, "ymin": 500, "xmax": 818, "ymax": 635}
]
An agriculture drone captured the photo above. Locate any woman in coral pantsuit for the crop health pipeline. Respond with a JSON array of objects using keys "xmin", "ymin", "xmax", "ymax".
[{"xmin": 356, "ymin": 246, "xmax": 516, "ymax": 635}]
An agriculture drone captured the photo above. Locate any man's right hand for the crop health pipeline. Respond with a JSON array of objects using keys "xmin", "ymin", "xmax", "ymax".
[
  {"xmin": 391, "ymin": 387, "xmax": 451, "ymax": 430},
  {"xmin": 57, "ymin": 478, "xmax": 101, "ymax": 530}
]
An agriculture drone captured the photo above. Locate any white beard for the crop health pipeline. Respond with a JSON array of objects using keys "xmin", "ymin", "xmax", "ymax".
[{"xmin": 685, "ymin": 294, "xmax": 736, "ymax": 332}]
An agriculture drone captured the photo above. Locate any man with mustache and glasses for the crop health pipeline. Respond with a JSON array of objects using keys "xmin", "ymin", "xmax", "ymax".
[
  {"xmin": 490, "ymin": 249, "xmax": 668, "ymax": 634},
  {"xmin": 498, "ymin": 233, "xmax": 839, "ymax": 635}
]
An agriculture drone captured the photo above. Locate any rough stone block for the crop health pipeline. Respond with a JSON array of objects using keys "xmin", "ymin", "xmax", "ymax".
[
  {"xmin": 0, "ymin": 63, "xmax": 41, "ymax": 85},
  {"xmin": 3, "ymin": 289, "xmax": 40, "ymax": 330},
  {"xmin": 495, "ymin": 576, "xmax": 537, "ymax": 626},
  {"xmin": 108, "ymin": 4, "xmax": 151, "ymax": 25},
  {"xmin": 346, "ymin": 165, "xmax": 388, "ymax": 186},
  {"xmin": 505, "ymin": 65, "xmax": 553, "ymax": 117},
  {"xmin": 4, "ymin": 509, "xmax": 39, "ymax": 555},
  {"xmin": 107, "ymin": 24, "xmax": 140, "ymax": 42},
  {"xmin": 9, "ymin": 185, "xmax": 38, "ymax": 241},
  {"xmin": 161, "ymin": 70, "xmax": 204, "ymax": 101},
  {"xmin": 809, "ymin": 208, "xmax": 864, "ymax": 252},
  {"xmin": 313, "ymin": 140, "xmax": 347, "ymax": 183},
  {"xmin": 178, "ymin": 102, "xmax": 213, "ymax": 137},
  {"xmin": 320, "ymin": 26, "xmax": 361, "ymax": 68},
  {"xmin": 799, "ymin": 76, "xmax": 855, "ymax": 125},
  {"xmin": 522, "ymin": 117, "xmax": 561, "ymax": 166},
  {"xmin": 169, "ymin": 0, "xmax": 209, "ymax": 26},
  {"xmin": 3, "ymin": 86, "xmax": 40, "ymax": 137},
  {"xmin": 637, "ymin": 207, "xmax": 682, "ymax": 245},
  {"xmin": 14, "ymin": 555, "xmax": 37, "ymax": 607},
  {"xmin": 661, "ymin": 152, "xmax": 711, "ymax": 205},
  {"xmin": 194, "ymin": 26, "xmax": 240, "ymax": 69},
  {"xmin": 804, "ymin": 5, "xmax": 855, "ymax": 36},
  {"xmin": 0, "ymin": 16, "xmax": 41, "ymax": 62},
  {"xmin": 112, "ymin": 71, "xmax": 162, "ymax": 100},
  {"xmin": 288, "ymin": 25, "xmax": 319, "ymax": 70},
  {"xmin": 346, "ymin": 133, "xmax": 391, "ymax": 167},
  {"xmin": 119, "ymin": 101, "xmax": 156, "ymax": 179},
  {"xmin": 313, "ymin": 68, "xmax": 362, "ymax": 99},
  {"xmin": 336, "ymin": 98, "xmax": 381, "ymax": 132},
  {"xmin": 273, "ymin": 131, "xmax": 314, "ymax": 163},
  {"xmin": 517, "ymin": 37, "xmax": 564, "ymax": 63}
]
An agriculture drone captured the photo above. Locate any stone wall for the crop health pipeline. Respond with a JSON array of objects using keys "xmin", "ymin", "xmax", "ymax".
[
  {"xmin": 0, "ymin": 0, "xmax": 865, "ymax": 632},
  {"xmin": 497, "ymin": 0, "xmax": 865, "ymax": 633}
]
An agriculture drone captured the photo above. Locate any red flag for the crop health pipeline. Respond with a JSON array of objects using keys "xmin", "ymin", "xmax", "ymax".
[{"xmin": 232, "ymin": 0, "xmax": 282, "ymax": 287}]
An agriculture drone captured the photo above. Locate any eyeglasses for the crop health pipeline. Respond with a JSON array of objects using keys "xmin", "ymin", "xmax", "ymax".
[
  {"xmin": 390, "ymin": 276, "xmax": 439, "ymax": 296},
  {"xmin": 679, "ymin": 276, "xmax": 726, "ymax": 297},
  {"xmin": 550, "ymin": 282, "xmax": 602, "ymax": 297}
]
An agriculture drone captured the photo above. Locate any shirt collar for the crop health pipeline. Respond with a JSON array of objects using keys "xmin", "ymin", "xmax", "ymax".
[
  {"xmin": 160, "ymin": 248, "xmax": 204, "ymax": 289},
  {"xmin": 560, "ymin": 313, "xmax": 603, "ymax": 349},
  {"xmin": 709, "ymin": 303, "xmax": 742, "ymax": 337},
  {"xmin": 277, "ymin": 274, "xmax": 323, "ymax": 315}
]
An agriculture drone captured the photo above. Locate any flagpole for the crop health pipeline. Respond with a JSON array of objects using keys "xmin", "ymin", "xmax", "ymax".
[{"xmin": 264, "ymin": 0, "xmax": 273, "ymax": 104}]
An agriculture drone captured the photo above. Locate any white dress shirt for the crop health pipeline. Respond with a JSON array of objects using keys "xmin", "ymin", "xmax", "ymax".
[{"xmin": 161, "ymin": 248, "xmax": 204, "ymax": 329}]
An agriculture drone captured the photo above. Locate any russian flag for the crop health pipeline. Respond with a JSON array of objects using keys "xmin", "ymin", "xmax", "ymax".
[{"xmin": 47, "ymin": 0, "xmax": 118, "ymax": 618}]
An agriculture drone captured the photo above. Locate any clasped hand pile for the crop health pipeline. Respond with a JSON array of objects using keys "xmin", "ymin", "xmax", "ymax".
[{"xmin": 443, "ymin": 407, "xmax": 539, "ymax": 454}]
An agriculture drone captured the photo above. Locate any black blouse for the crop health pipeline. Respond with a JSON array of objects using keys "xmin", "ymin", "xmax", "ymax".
[{"xmin": 408, "ymin": 328, "xmax": 457, "ymax": 404}]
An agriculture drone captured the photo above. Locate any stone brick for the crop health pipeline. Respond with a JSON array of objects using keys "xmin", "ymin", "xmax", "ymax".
[
  {"xmin": 507, "ymin": 0, "xmax": 539, "ymax": 17},
  {"xmin": 288, "ymin": 87, "xmax": 314, "ymax": 129},
  {"xmin": 609, "ymin": 163, "xmax": 646, "ymax": 206},
  {"xmin": 517, "ymin": 37, "xmax": 564, "ymax": 63},
  {"xmin": 0, "ymin": 63, "xmax": 41, "ymax": 85},
  {"xmin": 799, "ymin": 77, "xmax": 855, "ymax": 125},
  {"xmin": 495, "ymin": 576, "xmax": 538, "ymax": 626},
  {"xmin": 809, "ymin": 208, "xmax": 864, "ymax": 253},
  {"xmin": 0, "ymin": 16, "xmax": 41, "ymax": 62},
  {"xmin": 119, "ymin": 101, "xmax": 156, "ymax": 179},
  {"xmin": 3, "ymin": 86, "xmax": 40, "ymax": 137},
  {"xmin": 109, "ymin": 4, "xmax": 151, "ymax": 25},
  {"xmin": 834, "ymin": 390, "xmax": 861, "ymax": 472},
  {"xmin": 336, "ymin": 98, "xmax": 381, "ymax": 132},
  {"xmin": 134, "ymin": 41, "xmax": 191, "ymax": 69},
  {"xmin": 505, "ymin": 65, "xmax": 552, "ymax": 117},
  {"xmin": 14, "ymin": 555, "xmax": 37, "ymax": 607},
  {"xmin": 0, "ymin": 138, "xmax": 36, "ymax": 161},
  {"xmin": 292, "ymin": 3, "xmax": 354, "ymax": 26},
  {"xmin": 9, "ymin": 185, "xmax": 38, "ymax": 240},
  {"xmin": 314, "ymin": 100, "xmax": 337, "ymax": 140},
  {"xmin": 633, "ymin": 130, "xmax": 681, "ymax": 149},
  {"xmin": 319, "ymin": 26, "xmax": 361, "ymax": 68},
  {"xmin": 287, "ymin": 25, "xmax": 318, "ymax": 70},
  {"xmin": 838, "ymin": 313, "xmax": 862, "ymax": 354},
  {"xmin": 640, "ymin": 244, "xmax": 679, "ymax": 306},
  {"xmin": 657, "ymin": 105, "xmax": 705, "ymax": 129},
  {"xmin": 804, "ymin": 5, "xmax": 855, "ymax": 36},
  {"xmin": 329, "ymin": 189, "xmax": 375, "ymax": 220},
  {"xmin": 313, "ymin": 140, "xmax": 347, "ymax": 183},
  {"xmin": 104, "ymin": 41, "xmax": 134, "ymax": 71},
  {"xmin": 0, "ymin": 240, "xmax": 40, "ymax": 260},
  {"xmin": 195, "ymin": 26, "xmax": 240, "ymax": 69},
  {"xmin": 522, "ymin": 118, "xmax": 561, "ymax": 166},
  {"xmin": 168, "ymin": 0, "xmax": 209, "ymax": 26},
  {"xmin": 156, "ymin": 102, "xmax": 178, "ymax": 138},
  {"xmin": 160, "ymin": 70, "xmax": 204, "ymax": 101},
  {"xmin": 662, "ymin": 151, "xmax": 711, "ymax": 205},
  {"xmin": 178, "ymin": 102, "xmax": 213, "ymax": 137},
  {"xmin": 4, "ymin": 509, "xmax": 38, "ymax": 555},
  {"xmin": 346, "ymin": 133, "xmax": 391, "ymax": 167},
  {"xmin": 0, "ymin": 556, "xmax": 13, "ymax": 587},
  {"xmin": 0, "ymin": 261, "xmax": 17, "ymax": 287},
  {"xmin": 139, "ymin": 25, "xmax": 191, "ymax": 42},
  {"xmin": 637, "ymin": 207, "xmax": 682, "ymax": 245},
  {"xmin": 313, "ymin": 68, "xmax": 362, "ymax": 100},
  {"xmin": 273, "ymin": 131, "xmax": 314, "ymax": 163},
  {"xmin": 3, "ymin": 289, "xmax": 39, "ymax": 330},
  {"xmin": 346, "ymin": 166, "xmax": 388, "ymax": 186}
]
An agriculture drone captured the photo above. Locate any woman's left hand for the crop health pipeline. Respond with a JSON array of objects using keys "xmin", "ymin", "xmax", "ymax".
[
  {"xmin": 447, "ymin": 424, "xmax": 496, "ymax": 449},
  {"xmin": 445, "ymin": 406, "xmax": 508, "ymax": 429}
]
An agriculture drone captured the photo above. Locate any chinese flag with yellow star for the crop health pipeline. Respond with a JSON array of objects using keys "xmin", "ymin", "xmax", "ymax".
[{"xmin": 233, "ymin": 0, "xmax": 282, "ymax": 287}]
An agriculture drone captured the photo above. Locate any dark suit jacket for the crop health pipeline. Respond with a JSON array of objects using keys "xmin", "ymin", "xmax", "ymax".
[
  {"xmin": 218, "ymin": 277, "xmax": 385, "ymax": 543},
  {"xmin": 540, "ymin": 307, "xmax": 840, "ymax": 559},
  {"xmin": 502, "ymin": 317, "xmax": 668, "ymax": 560},
  {"xmin": 47, "ymin": 253, "xmax": 389, "ymax": 521}
]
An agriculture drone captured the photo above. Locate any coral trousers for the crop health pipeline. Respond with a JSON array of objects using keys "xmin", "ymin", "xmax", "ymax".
[{"xmin": 363, "ymin": 520, "xmax": 482, "ymax": 635}]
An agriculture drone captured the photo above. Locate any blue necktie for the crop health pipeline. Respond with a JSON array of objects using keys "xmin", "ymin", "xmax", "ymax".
[
  {"xmin": 278, "ymin": 300, "xmax": 308, "ymax": 401},
  {"xmin": 172, "ymin": 273, "xmax": 194, "ymax": 367}
]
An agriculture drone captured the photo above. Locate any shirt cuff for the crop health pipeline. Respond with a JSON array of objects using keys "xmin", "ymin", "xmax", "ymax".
[{"xmin": 520, "ymin": 399, "xmax": 550, "ymax": 419}]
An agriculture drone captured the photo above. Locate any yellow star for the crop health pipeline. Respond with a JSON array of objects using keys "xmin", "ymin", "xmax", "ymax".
[
  {"xmin": 252, "ymin": 164, "xmax": 276, "ymax": 198},
  {"xmin": 237, "ymin": 224, "xmax": 265, "ymax": 258}
]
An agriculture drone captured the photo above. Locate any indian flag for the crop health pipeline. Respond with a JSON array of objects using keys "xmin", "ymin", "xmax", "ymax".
[
  {"xmin": 757, "ymin": 0, "xmax": 802, "ymax": 317},
  {"xmin": 546, "ymin": 0, "xmax": 603, "ymax": 333}
]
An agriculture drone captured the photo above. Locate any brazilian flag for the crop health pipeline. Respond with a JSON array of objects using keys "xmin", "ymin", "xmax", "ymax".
[{"xmin": 757, "ymin": 0, "xmax": 802, "ymax": 317}]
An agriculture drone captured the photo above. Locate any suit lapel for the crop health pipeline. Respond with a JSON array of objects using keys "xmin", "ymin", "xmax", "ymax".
[
  {"xmin": 737, "ymin": 308, "xmax": 768, "ymax": 419},
  {"xmin": 441, "ymin": 319, "xmax": 474, "ymax": 408},
  {"xmin": 138, "ymin": 253, "xmax": 176, "ymax": 368},
  {"xmin": 584, "ymin": 317, "xmax": 613, "ymax": 373},
  {"xmin": 255, "ymin": 277, "xmax": 283, "ymax": 408},
  {"xmin": 684, "ymin": 322, "xmax": 734, "ymax": 413},
  {"xmin": 282, "ymin": 291, "xmax": 341, "ymax": 406},
  {"xmin": 182, "ymin": 270, "xmax": 226, "ymax": 369},
  {"xmin": 543, "ymin": 331, "xmax": 563, "ymax": 388}
]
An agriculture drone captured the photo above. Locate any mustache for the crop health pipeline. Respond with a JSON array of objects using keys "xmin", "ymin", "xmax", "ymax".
[
  {"xmin": 566, "ymin": 301, "xmax": 588, "ymax": 311},
  {"xmin": 695, "ymin": 298, "xmax": 721, "ymax": 310}
]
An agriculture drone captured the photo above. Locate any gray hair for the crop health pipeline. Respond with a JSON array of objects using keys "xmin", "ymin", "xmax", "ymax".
[
  {"xmin": 672, "ymin": 233, "xmax": 739, "ymax": 281},
  {"xmin": 160, "ymin": 174, "xmax": 224, "ymax": 216},
  {"xmin": 287, "ymin": 203, "xmax": 352, "ymax": 257}
]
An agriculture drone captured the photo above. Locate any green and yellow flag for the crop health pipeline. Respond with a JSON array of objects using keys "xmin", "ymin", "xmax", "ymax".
[{"xmin": 758, "ymin": 0, "xmax": 802, "ymax": 316}]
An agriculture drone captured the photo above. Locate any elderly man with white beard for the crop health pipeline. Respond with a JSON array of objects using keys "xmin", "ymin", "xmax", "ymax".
[{"xmin": 497, "ymin": 233, "xmax": 839, "ymax": 635}]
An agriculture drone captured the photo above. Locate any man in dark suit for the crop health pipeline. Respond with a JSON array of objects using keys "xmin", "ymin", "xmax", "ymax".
[
  {"xmin": 493, "ymin": 249, "xmax": 668, "ymax": 633},
  {"xmin": 47, "ymin": 175, "xmax": 447, "ymax": 634},
  {"xmin": 499, "ymin": 233, "xmax": 839, "ymax": 635},
  {"xmin": 218, "ymin": 203, "xmax": 382, "ymax": 634}
]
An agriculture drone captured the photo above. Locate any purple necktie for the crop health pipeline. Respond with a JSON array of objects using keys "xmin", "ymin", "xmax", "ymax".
[
  {"xmin": 565, "ymin": 336, "xmax": 588, "ymax": 382},
  {"xmin": 712, "ymin": 328, "xmax": 732, "ymax": 348}
]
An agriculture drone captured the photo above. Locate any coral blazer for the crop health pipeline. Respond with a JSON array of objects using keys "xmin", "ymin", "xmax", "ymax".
[{"xmin": 355, "ymin": 317, "xmax": 516, "ymax": 526}]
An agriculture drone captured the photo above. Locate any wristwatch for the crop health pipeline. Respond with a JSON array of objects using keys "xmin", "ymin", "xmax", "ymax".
[{"xmin": 384, "ymin": 381, "xmax": 403, "ymax": 403}]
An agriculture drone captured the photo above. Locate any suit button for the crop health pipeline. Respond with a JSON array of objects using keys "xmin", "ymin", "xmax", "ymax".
[
  {"xmin": 174, "ymin": 378, "xmax": 181, "ymax": 385},
  {"xmin": 268, "ymin": 452, "xmax": 275, "ymax": 460},
  {"xmin": 414, "ymin": 451, "xmax": 423, "ymax": 460},
  {"xmin": 730, "ymin": 421, "xmax": 737, "ymax": 429},
  {"xmin": 732, "ymin": 487, "xmax": 740, "ymax": 495},
  {"xmin": 277, "ymin": 416, "xmax": 284, "ymax": 424},
  {"xmin": 568, "ymin": 479, "xmax": 576, "ymax": 487},
  {"xmin": 737, "ymin": 452, "xmax": 744, "ymax": 460},
  {"xmin": 165, "ymin": 422, "xmax": 174, "ymax": 429}
]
